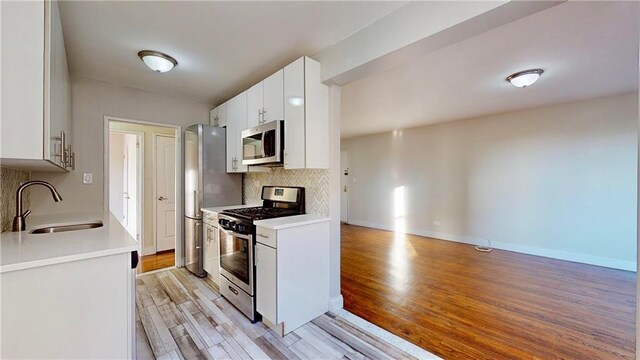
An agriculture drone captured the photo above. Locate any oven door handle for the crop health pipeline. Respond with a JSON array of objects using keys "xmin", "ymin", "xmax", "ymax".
[{"xmin": 220, "ymin": 228, "xmax": 252, "ymax": 240}]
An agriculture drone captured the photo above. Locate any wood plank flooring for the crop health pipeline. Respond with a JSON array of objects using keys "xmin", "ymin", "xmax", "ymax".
[
  {"xmin": 341, "ymin": 224, "xmax": 637, "ymax": 359},
  {"xmin": 140, "ymin": 250, "xmax": 175, "ymax": 273},
  {"xmin": 136, "ymin": 267, "xmax": 423, "ymax": 359}
]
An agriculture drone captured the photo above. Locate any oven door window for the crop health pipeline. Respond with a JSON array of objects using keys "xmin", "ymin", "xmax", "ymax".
[{"xmin": 219, "ymin": 231, "xmax": 250, "ymax": 285}]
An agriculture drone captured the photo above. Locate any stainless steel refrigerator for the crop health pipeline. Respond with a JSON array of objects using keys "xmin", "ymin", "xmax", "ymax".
[{"xmin": 184, "ymin": 124, "xmax": 242, "ymax": 277}]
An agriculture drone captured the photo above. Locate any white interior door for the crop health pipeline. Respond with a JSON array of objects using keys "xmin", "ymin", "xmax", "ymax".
[
  {"xmin": 155, "ymin": 135, "xmax": 176, "ymax": 252},
  {"xmin": 123, "ymin": 134, "xmax": 138, "ymax": 239},
  {"xmin": 340, "ymin": 150, "xmax": 349, "ymax": 223},
  {"xmin": 109, "ymin": 133, "xmax": 125, "ymax": 224}
]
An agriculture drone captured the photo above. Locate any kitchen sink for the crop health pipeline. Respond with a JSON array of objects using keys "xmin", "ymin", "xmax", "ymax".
[{"xmin": 30, "ymin": 221, "xmax": 104, "ymax": 234}]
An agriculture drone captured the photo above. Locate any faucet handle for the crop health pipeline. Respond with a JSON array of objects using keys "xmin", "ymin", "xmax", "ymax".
[{"xmin": 22, "ymin": 210, "xmax": 31, "ymax": 218}]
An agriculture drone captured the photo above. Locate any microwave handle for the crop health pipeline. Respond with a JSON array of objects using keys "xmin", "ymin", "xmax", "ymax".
[{"xmin": 261, "ymin": 131, "xmax": 266, "ymax": 158}]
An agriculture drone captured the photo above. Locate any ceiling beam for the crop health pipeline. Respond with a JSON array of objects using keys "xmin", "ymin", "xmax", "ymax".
[{"xmin": 313, "ymin": 1, "xmax": 564, "ymax": 86}]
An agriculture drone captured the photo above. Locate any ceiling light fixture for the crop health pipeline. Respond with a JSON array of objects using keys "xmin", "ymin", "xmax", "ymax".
[
  {"xmin": 138, "ymin": 50, "xmax": 177, "ymax": 73},
  {"xmin": 506, "ymin": 69, "xmax": 543, "ymax": 88}
]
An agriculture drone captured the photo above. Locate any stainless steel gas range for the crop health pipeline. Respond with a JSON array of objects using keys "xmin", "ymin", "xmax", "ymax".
[{"xmin": 217, "ymin": 186, "xmax": 305, "ymax": 322}]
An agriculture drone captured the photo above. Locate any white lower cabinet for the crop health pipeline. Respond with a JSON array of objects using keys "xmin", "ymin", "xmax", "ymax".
[
  {"xmin": 255, "ymin": 219, "xmax": 330, "ymax": 335},
  {"xmin": 203, "ymin": 213, "xmax": 221, "ymax": 286},
  {"xmin": 256, "ymin": 243, "xmax": 277, "ymax": 322},
  {"xmin": 1, "ymin": 252, "xmax": 135, "ymax": 359}
]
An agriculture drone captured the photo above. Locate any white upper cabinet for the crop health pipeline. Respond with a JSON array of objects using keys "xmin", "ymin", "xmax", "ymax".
[
  {"xmin": 247, "ymin": 82, "xmax": 263, "ymax": 128},
  {"xmin": 284, "ymin": 57, "xmax": 329, "ymax": 169},
  {"xmin": 218, "ymin": 57, "xmax": 327, "ymax": 172},
  {"xmin": 209, "ymin": 107, "xmax": 217, "ymax": 126},
  {"xmin": 210, "ymin": 103, "xmax": 227, "ymax": 127},
  {"xmin": 1, "ymin": 0, "xmax": 73, "ymax": 172},
  {"xmin": 263, "ymin": 70, "xmax": 284, "ymax": 124},
  {"xmin": 226, "ymin": 92, "xmax": 248, "ymax": 173},
  {"xmin": 217, "ymin": 102, "xmax": 228, "ymax": 127},
  {"xmin": 247, "ymin": 70, "xmax": 284, "ymax": 129}
]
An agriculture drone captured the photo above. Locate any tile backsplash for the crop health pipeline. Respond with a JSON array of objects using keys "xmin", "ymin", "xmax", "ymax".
[
  {"xmin": 244, "ymin": 168, "xmax": 330, "ymax": 216},
  {"xmin": 1, "ymin": 167, "xmax": 31, "ymax": 232}
]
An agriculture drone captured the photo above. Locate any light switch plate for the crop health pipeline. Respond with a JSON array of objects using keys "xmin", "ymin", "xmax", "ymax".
[{"xmin": 82, "ymin": 173, "xmax": 93, "ymax": 184}]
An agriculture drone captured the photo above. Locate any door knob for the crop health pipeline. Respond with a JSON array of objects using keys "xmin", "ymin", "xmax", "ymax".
[
  {"xmin": 158, "ymin": 196, "xmax": 167, "ymax": 201},
  {"xmin": 343, "ymin": 186, "xmax": 347, "ymax": 192}
]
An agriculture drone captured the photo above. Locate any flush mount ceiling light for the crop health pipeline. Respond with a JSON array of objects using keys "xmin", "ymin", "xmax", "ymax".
[
  {"xmin": 506, "ymin": 69, "xmax": 543, "ymax": 88},
  {"xmin": 137, "ymin": 50, "xmax": 177, "ymax": 73}
]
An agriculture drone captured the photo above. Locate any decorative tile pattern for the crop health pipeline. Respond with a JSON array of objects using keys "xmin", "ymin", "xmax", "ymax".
[
  {"xmin": 0, "ymin": 167, "xmax": 30, "ymax": 232},
  {"xmin": 244, "ymin": 168, "xmax": 330, "ymax": 215}
]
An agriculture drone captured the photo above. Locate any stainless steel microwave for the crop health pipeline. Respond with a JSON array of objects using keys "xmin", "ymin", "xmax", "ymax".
[{"xmin": 241, "ymin": 120, "xmax": 284, "ymax": 166}]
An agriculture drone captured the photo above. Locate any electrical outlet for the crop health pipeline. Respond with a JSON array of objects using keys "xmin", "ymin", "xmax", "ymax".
[
  {"xmin": 83, "ymin": 173, "xmax": 93, "ymax": 185},
  {"xmin": 433, "ymin": 220, "xmax": 441, "ymax": 226}
]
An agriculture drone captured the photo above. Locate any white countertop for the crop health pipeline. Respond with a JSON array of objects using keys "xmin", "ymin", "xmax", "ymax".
[
  {"xmin": 254, "ymin": 214, "xmax": 331, "ymax": 230},
  {"xmin": 0, "ymin": 212, "xmax": 138, "ymax": 274},
  {"xmin": 201, "ymin": 204, "xmax": 257, "ymax": 214}
]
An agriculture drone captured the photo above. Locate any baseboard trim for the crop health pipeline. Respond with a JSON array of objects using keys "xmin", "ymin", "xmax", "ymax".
[
  {"xmin": 347, "ymin": 220, "xmax": 637, "ymax": 272},
  {"xmin": 328, "ymin": 295, "xmax": 344, "ymax": 312}
]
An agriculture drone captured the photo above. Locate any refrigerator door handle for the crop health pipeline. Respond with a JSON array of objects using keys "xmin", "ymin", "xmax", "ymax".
[{"xmin": 193, "ymin": 190, "xmax": 200, "ymax": 217}]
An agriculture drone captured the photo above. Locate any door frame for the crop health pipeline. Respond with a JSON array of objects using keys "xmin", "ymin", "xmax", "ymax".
[
  {"xmin": 153, "ymin": 133, "xmax": 177, "ymax": 254},
  {"xmin": 109, "ymin": 129, "xmax": 144, "ymax": 244},
  {"xmin": 103, "ymin": 116, "xmax": 184, "ymax": 268},
  {"xmin": 340, "ymin": 149, "xmax": 349, "ymax": 224}
]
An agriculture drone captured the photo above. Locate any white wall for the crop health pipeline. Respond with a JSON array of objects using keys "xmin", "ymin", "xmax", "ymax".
[
  {"xmin": 342, "ymin": 93, "xmax": 638, "ymax": 270},
  {"xmin": 30, "ymin": 75, "xmax": 211, "ymax": 215}
]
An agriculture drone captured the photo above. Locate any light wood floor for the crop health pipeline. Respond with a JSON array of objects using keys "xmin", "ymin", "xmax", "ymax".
[
  {"xmin": 341, "ymin": 224, "xmax": 637, "ymax": 359},
  {"xmin": 140, "ymin": 250, "xmax": 175, "ymax": 273},
  {"xmin": 136, "ymin": 268, "xmax": 424, "ymax": 359}
]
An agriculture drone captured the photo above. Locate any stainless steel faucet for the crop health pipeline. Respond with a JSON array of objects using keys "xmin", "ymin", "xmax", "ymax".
[{"xmin": 12, "ymin": 180, "xmax": 63, "ymax": 232}]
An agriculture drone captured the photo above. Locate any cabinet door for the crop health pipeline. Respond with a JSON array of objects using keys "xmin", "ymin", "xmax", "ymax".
[
  {"xmin": 203, "ymin": 225, "xmax": 213, "ymax": 273},
  {"xmin": 217, "ymin": 103, "xmax": 228, "ymax": 127},
  {"xmin": 283, "ymin": 58, "xmax": 305, "ymax": 169},
  {"xmin": 209, "ymin": 107, "xmax": 217, "ymax": 126},
  {"xmin": 226, "ymin": 92, "xmax": 248, "ymax": 173},
  {"xmin": 246, "ymin": 82, "xmax": 263, "ymax": 128},
  {"xmin": 263, "ymin": 69, "xmax": 284, "ymax": 123},
  {"xmin": 204, "ymin": 224, "xmax": 220, "ymax": 286},
  {"xmin": 256, "ymin": 243, "xmax": 277, "ymax": 324},
  {"xmin": 1, "ymin": 0, "xmax": 45, "ymax": 161},
  {"xmin": 45, "ymin": 0, "xmax": 71, "ymax": 168}
]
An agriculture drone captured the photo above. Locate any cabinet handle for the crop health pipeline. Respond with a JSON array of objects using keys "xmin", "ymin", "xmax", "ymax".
[
  {"xmin": 262, "ymin": 107, "xmax": 266, "ymax": 123},
  {"xmin": 70, "ymin": 151, "xmax": 76, "ymax": 170},
  {"xmin": 257, "ymin": 233, "xmax": 269, "ymax": 238}
]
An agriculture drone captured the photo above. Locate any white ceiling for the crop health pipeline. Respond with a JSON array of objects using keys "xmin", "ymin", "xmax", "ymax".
[
  {"xmin": 341, "ymin": 1, "xmax": 639, "ymax": 138},
  {"xmin": 58, "ymin": 1, "xmax": 406, "ymax": 105}
]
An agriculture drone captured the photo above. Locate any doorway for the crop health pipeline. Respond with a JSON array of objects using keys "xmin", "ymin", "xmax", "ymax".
[
  {"xmin": 106, "ymin": 118, "xmax": 180, "ymax": 274},
  {"xmin": 109, "ymin": 131, "xmax": 143, "ymax": 240}
]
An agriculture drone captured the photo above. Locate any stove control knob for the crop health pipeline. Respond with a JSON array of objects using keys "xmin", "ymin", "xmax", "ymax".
[
  {"xmin": 236, "ymin": 224, "xmax": 246, "ymax": 233},
  {"xmin": 228, "ymin": 221, "xmax": 237, "ymax": 230},
  {"xmin": 218, "ymin": 219, "xmax": 228, "ymax": 227}
]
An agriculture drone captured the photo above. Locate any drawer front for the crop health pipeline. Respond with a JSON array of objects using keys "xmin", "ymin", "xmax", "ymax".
[
  {"xmin": 204, "ymin": 212, "xmax": 218, "ymax": 226},
  {"xmin": 256, "ymin": 227, "xmax": 277, "ymax": 248},
  {"xmin": 220, "ymin": 275, "xmax": 256, "ymax": 321}
]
